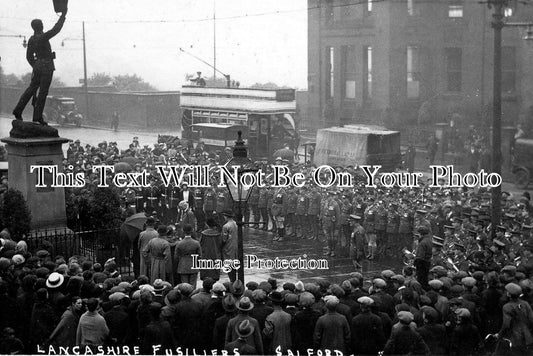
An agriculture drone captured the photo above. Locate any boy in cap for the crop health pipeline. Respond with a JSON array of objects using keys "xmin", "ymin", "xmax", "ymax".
[
  {"xmin": 314, "ymin": 296, "xmax": 351, "ymax": 354},
  {"xmin": 383, "ymin": 311, "xmax": 429, "ymax": 355}
]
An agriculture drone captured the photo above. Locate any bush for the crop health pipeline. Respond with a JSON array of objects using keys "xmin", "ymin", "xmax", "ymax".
[{"xmin": 0, "ymin": 188, "xmax": 32, "ymax": 240}]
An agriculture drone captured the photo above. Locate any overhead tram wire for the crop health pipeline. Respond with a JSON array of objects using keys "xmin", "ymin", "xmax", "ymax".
[{"xmin": 2, "ymin": 0, "xmax": 508, "ymax": 25}]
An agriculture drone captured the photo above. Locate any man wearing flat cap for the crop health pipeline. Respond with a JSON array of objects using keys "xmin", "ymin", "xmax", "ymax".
[
  {"xmin": 314, "ymin": 295, "xmax": 351, "ymax": 354},
  {"xmin": 383, "ymin": 311, "xmax": 429, "ymax": 355},
  {"xmin": 496, "ymin": 283, "xmax": 533, "ymax": 354},
  {"xmin": 351, "ymin": 296, "xmax": 386, "ymax": 355}
]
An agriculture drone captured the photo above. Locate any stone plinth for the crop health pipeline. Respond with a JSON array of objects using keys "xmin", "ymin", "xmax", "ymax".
[{"xmin": 1, "ymin": 136, "xmax": 70, "ymax": 229}]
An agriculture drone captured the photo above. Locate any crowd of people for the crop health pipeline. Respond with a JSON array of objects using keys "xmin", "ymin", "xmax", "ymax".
[{"xmin": 0, "ymin": 135, "xmax": 533, "ymax": 354}]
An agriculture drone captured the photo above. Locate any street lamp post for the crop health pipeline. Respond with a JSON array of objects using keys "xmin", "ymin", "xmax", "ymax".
[
  {"xmin": 488, "ymin": 0, "xmax": 532, "ymax": 238},
  {"xmin": 61, "ymin": 21, "xmax": 89, "ymax": 121},
  {"xmin": 224, "ymin": 131, "xmax": 256, "ymax": 283}
]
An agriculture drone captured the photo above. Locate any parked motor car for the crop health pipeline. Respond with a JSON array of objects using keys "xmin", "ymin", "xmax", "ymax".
[{"xmin": 43, "ymin": 96, "xmax": 83, "ymax": 126}]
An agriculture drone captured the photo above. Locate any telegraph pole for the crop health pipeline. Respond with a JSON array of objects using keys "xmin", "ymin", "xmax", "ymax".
[
  {"xmin": 490, "ymin": 0, "xmax": 504, "ymax": 237},
  {"xmin": 82, "ymin": 21, "xmax": 89, "ymax": 121},
  {"xmin": 213, "ymin": 0, "xmax": 217, "ymax": 80}
]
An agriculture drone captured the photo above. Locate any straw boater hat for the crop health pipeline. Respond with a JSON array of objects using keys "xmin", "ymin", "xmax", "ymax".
[{"xmin": 46, "ymin": 272, "xmax": 64, "ymax": 289}]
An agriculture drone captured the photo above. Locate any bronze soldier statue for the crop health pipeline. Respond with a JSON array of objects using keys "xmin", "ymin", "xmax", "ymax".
[{"xmin": 13, "ymin": 9, "xmax": 67, "ymax": 124}]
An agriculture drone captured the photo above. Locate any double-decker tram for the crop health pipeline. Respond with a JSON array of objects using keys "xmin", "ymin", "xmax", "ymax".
[{"xmin": 180, "ymin": 85, "xmax": 298, "ymax": 161}]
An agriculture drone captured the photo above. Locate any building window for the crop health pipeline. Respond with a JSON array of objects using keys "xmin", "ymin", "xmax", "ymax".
[
  {"xmin": 341, "ymin": 46, "xmax": 356, "ymax": 99},
  {"xmin": 341, "ymin": 0, "xmax": 355, "ymax": 19},
  {"xmin": 407, "ymin": 0, "xmax": 418, "ymax": 16},
  {"xmin": 365, "ymin": 0, "xmax": 372, "ymax": 15},
  {"xmin": 448, "ymin": 3, "xmax": 463, "ymax": 18},
  {"xmin": 407, "ymin": 46, "xmax": 420, "ymax": 99},
  {"xmin": 445, "ymin": 47, "xmax": 462, "ymax": 92},
  {"xmin": 502, "ymin": 46, "xmax": 516, "ymax": 94},
  {"xmin": 324, "ymin": 0, "xmax": 334, "ymax": 25},
  {"xmin": 363, "ymin": 45, "xmax": 372, "ymax": 103},
  {"xmin": 326, "ymin": 46, "xmax": 335, "ymax": 99}
]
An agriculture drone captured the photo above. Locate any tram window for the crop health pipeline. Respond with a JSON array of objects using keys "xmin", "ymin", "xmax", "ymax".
[
  {"xmin": 250, "ymin": 120, "xmax": 259, "ymax": 131},
  {"xmin": 260, "ymin": 118, "xmax": 269, "ymax": 134}
]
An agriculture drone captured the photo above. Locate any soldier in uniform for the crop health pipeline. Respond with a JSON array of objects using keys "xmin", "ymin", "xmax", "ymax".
[
  {"xmin": 124, "ymin": 187, "xmax": 137, "ymax": 214},
  {"xmin": 307, "ymin": 186, "xmax": 321, "ymax": 240},
  {"xmin": 215, "ymin": 186, "xmax": 229, "ymax": 228},
  {"xmin": 258, "ymin": 186, "xmax": 269, "ymax": 231},
  {"xmin": 295, "ymin": 186, "xmax": 309, "ymax": 239},
  {"xmin": 339, "ymin": 193, "xmax": 353, "ymax": 257},
  {"xmin": 364, "ymin": 209, "xmax": 377, "ymax": 260},
  {"xmin": 193, "ymin": 188, "xmax": 206, "ymax": 232},
  {"xmin": 321, "ymin": 191, "xmax": 340, "ymax": 257},
  {"xmin": 144, "ymin": 177, "xmax": 162, "ymax": 215},
  {"xmin": 385, "ymin": 203, "xmax": 400, "ymax": 257},
  {"xmin": 266, "ymin": 186, "xmax": 276, "ymax": 232},
  {"xmin": 431, "ymin": 236, "xmax": 446, "ymax": 268},
  {"xmin": 286, "ymin": 188, "xmax": 298, "ymax": 238},
  {"xmin": 349, "ymin": 215, "xmax": 365, "ymax": 269},
  {"xmin": 203, "ymin": 185, "xmax": 217, "ymax": 225},
  {"xmin": 249, "ymin": 184, "xmax": 260, "ymax": 229},
  {"xmin": 374, "ymin": 201, "xmax": 388, "ymax": 258},
  {"xmin": 271, "ymin": 189, "xmax": 287, "ymax": 242},
  {"xmin": 398, "ymin": 202, "xmax": 414, "ymax": 251}
]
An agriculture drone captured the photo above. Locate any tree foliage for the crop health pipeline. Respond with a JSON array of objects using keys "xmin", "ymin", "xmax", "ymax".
[
  {"xmin": 65, "ymin": 186, "xmax": 122, "ymax": 231},
  {"xmin": 0, "ymin": 189, "xmax": 32, "ymax": 241},
  {"xmin": 87, "ymin": 72, "xmax": 113, "ymax": 86},
  {"xmin": 250, "ymin": 82, "xmax": 291, "ymax": 89},
  {"xmin": 114, "ymin": 74, "xmax": 157, "ymax": 92}
]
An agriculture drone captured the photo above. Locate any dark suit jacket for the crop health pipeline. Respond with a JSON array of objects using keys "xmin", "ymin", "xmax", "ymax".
[
  {"xmin": 178, "ymin": 189, "xmax": 196, "ymax": 209},
  {"xmin": 175, "ymin": 236, "xmax": 201, "ymax": 274}
]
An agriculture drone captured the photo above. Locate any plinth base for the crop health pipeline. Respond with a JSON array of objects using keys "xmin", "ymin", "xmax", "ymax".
[{"xmin": 1, "ymin": 136, "xmax": 70, "ymax": 230}]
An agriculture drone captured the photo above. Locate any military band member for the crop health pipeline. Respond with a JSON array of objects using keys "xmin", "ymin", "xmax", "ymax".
[{"xmin": 414, "ymin": 225, "xmax": 432, "ymax": 289}]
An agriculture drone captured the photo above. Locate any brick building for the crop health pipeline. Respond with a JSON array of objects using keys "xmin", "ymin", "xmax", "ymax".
[{"xmin": 307, "ymin": 0, "xmax": 533, "ymax": 133}]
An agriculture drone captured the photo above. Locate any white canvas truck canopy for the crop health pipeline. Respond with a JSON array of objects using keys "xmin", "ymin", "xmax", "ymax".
[{"xmin": 314, "ymin": 125, "xmax": 401, "ymax": 170}]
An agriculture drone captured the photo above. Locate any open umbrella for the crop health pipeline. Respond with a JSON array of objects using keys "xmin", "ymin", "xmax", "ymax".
[
  {"xmin": 121, "ymin": 213, "xmax": 148, "ymax": 241},
  {"xmin": 114, "ymin": 162, "xmax": 132, "ymax": 173},
  {"xmin": 121, "ymin": 156, "xmax": 139, "ymax": 166},
  {"xmin": 273, "ymin": 147, "xmax": 294, "ymax": 162}
]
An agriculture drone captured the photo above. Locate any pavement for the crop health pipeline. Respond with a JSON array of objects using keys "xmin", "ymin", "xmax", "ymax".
[{"xmin": 223, "ymin": 225, "xmax": 402, "ymax": 286}]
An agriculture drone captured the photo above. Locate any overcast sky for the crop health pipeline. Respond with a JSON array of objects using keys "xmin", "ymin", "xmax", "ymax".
[{"xmin": 0, "ymin": 0, "xmax": 308, "ymax": 90}]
